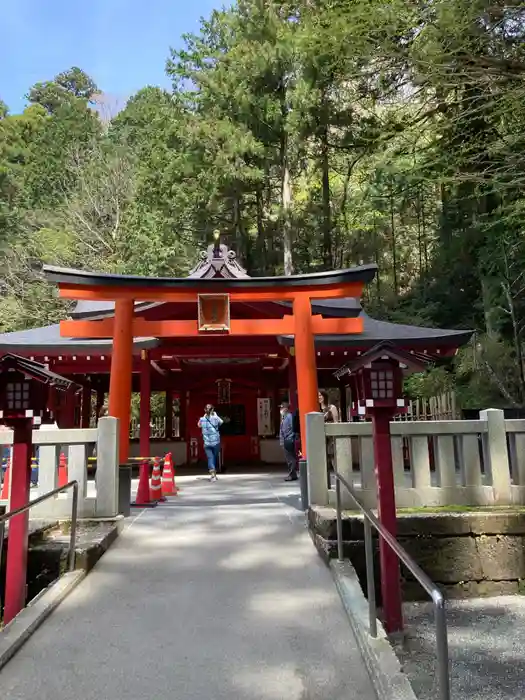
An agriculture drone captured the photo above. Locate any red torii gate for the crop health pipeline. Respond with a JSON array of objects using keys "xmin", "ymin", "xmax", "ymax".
[{"xmin": 43, "ymin": 264, "xmax": 377, "ymax": 462}]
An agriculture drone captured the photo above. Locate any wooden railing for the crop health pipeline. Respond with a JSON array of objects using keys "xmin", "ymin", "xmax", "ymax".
[{"xmin": 394, "ymin": 391, "xmax": 458, "ymax": 421}]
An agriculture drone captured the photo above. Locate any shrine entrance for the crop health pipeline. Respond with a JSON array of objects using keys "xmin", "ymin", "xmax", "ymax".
[
  {"xmin": 0, "ymin": 238, "xmax": 471, "ymax": 473},
  {"xmin": 186, "ymin": 375, "xmax": 260, "ymax": 466},
  {"xmin": 43, "ymin": 243, "xmax": 375, "ymax": 466}
]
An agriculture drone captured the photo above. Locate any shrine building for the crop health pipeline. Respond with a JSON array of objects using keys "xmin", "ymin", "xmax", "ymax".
[{"xmin": 0, "ymin": 239, "xmax": 472, "ymax": 468}]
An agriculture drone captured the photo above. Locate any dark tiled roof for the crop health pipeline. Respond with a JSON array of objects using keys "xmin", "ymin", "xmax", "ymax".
[
  {"xmin": 277, "ymin": 311, "xmax": 473, "ymax": 348},
  {"xmin": 0, "ymin": 324, "xmax": 159, "ymax": 354},
  {"xmin": 0, "ymin": 354, "xmax": 79, "ymax": 390},
  {"xmin": 43, "ymin": 262, "xmax": 378, "ymax": 290}
]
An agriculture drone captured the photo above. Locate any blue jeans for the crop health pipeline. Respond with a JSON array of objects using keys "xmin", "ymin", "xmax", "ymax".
[{"xmin": 204, "ymin": 444, "xmax": 220, "ymax": 472}]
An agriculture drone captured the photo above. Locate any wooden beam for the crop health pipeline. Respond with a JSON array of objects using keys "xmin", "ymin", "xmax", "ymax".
[
  {"xmin": 60, "ymin": 315, "xmax": 363, "ymax": 339},
  {"xmin": 150, "ymin": 360, "xmax": 167, "ymax": 377},
  {"xmin": 58, "ymin": 282, "xmax": 364, "ymax": 303},
  {"xmin": 61, "ymin": 317, "xmax": 295, "ymax": 338}
]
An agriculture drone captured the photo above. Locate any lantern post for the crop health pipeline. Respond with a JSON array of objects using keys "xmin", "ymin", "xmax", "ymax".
[
  {"xmin": 0, "ymin": 355, "xmax": 77, "ymax": 624},
  {"xmin": 335, "ymin": 342, "xmax": 429, "ymax": 634}
]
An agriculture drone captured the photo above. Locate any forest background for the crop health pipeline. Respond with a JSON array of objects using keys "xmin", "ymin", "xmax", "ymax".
[{"xmin": 1, "ymin": 0, "xmax": 524, "ymax": 409}]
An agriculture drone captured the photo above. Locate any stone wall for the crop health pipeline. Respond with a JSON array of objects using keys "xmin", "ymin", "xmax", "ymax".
[{"xmin": 309, "ymin": 506, "xmax": 525, "ymax": 599}]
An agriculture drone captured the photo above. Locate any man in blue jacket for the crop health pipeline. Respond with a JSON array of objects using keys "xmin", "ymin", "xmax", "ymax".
[{"xmin": 280, "ymin": 401, "xmax": 297, "ymax": 481}]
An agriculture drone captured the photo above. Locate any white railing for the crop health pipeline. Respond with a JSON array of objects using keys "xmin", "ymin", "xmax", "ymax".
[
  {"xmin": 0, "ymin": 417, "xmax": 119, "ymax": 519},
  {"xmin": 306, "ymin": 409, "xmax": 525, "ymax": 509}
]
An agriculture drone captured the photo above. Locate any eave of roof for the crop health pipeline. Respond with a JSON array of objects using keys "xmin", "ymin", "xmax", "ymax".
[
  {"xmin": 333, "ymin": 341, "xmax": 433, "ymax": 380},
  {"xmin": 0, "ymin": 324, "xmax": 159, "ymax": 354},
  {"xmin": 43, "ymin": 263, "xmax": 378, "ymax": 290},
  {"xmin": 0, "ymin": 354, "xmax": 80, "ymax": 390},
  {"xmin": 277, "ymin": 313, "xmax": 474, "ymax": 348}
]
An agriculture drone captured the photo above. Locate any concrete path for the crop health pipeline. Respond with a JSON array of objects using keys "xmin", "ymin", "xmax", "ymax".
[{"xmin": 1, "ymin": 474, "xmax": 377, "ymax": 700}]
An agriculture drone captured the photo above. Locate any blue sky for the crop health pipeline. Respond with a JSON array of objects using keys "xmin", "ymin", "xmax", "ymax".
[{"xmin": 1, "ymin": 0, "xmax": 223, "ymax": 113}]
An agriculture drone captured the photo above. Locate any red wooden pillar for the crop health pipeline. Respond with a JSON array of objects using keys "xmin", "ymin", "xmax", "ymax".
[
  {"xmin": 81, "ymin": 385, "xmax": 92, "ymax": 428},
  {"xmin": 139, "ymin": 352, "xmax": 151, "ymax": 459},
  {"xmin": 3, "ymin": 419, "xmax": 32, "ymax": 624},
  {"xmin": 293, "ymin": 293, "xmax": 319, "ymax": 456},
  {"xmin": 165, "ymin": 387, "xmax": 173, "ymax": 441},
  {"xmin": 372, "ymin": 408, "xmax": 403, "ymax": 633},
  {"xmin": 108, "ymin": 299, "xmax": 134, "ymax": 463},
  {"xmin": 134, "ymin": 351, "xmax": 154, "ymax": 507},
  {"xmin": 288, "ymin": 354, "xmax": 298, "ymax": 408}
]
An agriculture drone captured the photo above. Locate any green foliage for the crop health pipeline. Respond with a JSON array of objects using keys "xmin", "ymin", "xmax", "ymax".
[{"xmin": 1, "ymin": 3, "xmax": 525, "ymax": 407}]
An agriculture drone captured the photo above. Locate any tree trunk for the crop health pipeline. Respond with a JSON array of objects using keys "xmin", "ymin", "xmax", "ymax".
[
  {"xmin": 282, "ymin": 157, "xmax": 293, "ymax": 276},
  {"xmin": 255, "ymin": 187, "xmax": 266, "ymax": 273},
  {"xmin": 373, "ymin": 210, "xmax": 381, "ymax": 299},
  {"xmin": 390, "ymin": 183, "xmax": 398, "ymax": 296},
  {"xmin": 417, "ymin": 187, "xmax": 423, "ymax": 277},
  {"xmin": 320, "ymin": 94, "xmax": 332, "ymax": 268},
  {"xmin": 279, "ymin": 79, "xmax": 293, "ymax": 276},
  {"xmin": 480, "ymin": 276, "xmax": 498, "ymax": 339}
]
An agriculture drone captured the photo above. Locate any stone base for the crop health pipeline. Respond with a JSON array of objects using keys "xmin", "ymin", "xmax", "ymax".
[{"xmin": 309, "ymin": 507, "xmax": 525, "ymax": 601}]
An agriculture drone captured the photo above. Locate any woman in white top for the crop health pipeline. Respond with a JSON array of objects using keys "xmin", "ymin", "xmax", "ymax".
[
  {"xmin": 319, "ymin": 390, "xmax": 339, "ymax": 423},
  {"xmin": 319, "ymin": 390, "xmax": 339, "ymax": 481}
]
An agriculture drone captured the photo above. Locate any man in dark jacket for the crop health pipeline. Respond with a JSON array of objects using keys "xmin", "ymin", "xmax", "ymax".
[{"xmin": 279, "ymin": 401, "xmax": 297, "ymax": 481}]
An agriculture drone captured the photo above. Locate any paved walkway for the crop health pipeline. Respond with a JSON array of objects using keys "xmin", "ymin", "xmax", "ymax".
[
  {"xmin": 395, "ymin": 597, "xmax": 525, "ymax": 700},
  {"xmin": 1, "ymin": 474, "xmax": 377, "ymax": 700}
]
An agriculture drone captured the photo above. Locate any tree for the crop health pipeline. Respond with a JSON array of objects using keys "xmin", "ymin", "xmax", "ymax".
[{"xmin": 28, "ymin": 67, "xmax": 98, "ymax": 113}]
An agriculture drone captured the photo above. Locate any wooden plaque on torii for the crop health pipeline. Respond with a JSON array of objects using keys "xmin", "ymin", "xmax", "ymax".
[{"xmin": 197, "ymin": 294, "xmax": 230, "ymax": 332}]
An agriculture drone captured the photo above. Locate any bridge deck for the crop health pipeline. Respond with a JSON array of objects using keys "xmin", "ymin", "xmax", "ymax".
[{"xmin": 0, "ymin": 474, "xmax": 377, "ymax": 700}]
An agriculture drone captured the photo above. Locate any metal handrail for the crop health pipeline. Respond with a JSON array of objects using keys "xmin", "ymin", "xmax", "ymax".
[
  {"xmin": 334, "ymin": 470, "xmax": 451, "ymax": 700},
  {"xmin": 0, "ymin": 480, "xmax": 79, "ymax": 575}
]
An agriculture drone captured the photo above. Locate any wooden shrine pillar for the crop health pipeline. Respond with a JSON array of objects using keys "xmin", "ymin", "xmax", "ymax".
[
  {"xmin": 293, "ymin": 293, "xmax": 319, "ymax": 455},
  {"xmin": 95, "ymin": 384, "xmax": 105, "ymax": 418},
  {"xmin": 182, "ymin": 390, "xmax": 189, "ymax": 441},
  {"xmin": 108, "ymin": 299, "xmax": 134, "ymax": 463},
  {"xmin": 165, "ymin": 387, "xmax": 173, "ymax": 441},
  {"xmin": 288, "ymin": 353, "xmax": 298, "ymax": 408},
  {"xmin": 3, "ymin": 419, "xmax": 32, "ymax": 624},
  {"xmin": 61, "ymin": 388, "xmax": 76, "ymax": 429},
  {"xmin": 272, "ymin": 385, "xmax": 280, "ymax": 435},
  {"xmin": 339, "ymin": 381, "xmax": 348, "ymax": 423},
  {"xmin": 139, "ymin": 351, "xmax": 151, "ymax": 459},
  {"xmin": 81, "ymin": 385, "xmax": 92, "ymax": 429},
  {"xmin": 47, "ymin": 385, "xmax": 58, "ymax": 422}
]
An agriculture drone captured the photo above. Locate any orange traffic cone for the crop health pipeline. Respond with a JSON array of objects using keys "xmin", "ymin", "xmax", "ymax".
[
  {"xmin": 58, "ymin": 452, "xmax": 68, "ymax": 487},
  {"xmin": 161, "ymin": 452, "xmax": 178, "ymax": 496},
  {"xmin": 132, "ymin": 459, "xmax": 157, "ymax": 508},
  {"xmin": 1, "ymin": 459, "xmax": 10, "ymax": 500},
  {"xmin": 150, "ymin": 456, "xmax": 165, "ymax": 502}
]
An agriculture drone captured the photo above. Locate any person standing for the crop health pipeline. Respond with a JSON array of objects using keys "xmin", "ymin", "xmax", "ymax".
[
  {"xmin": 198, "ymin": 404, "xmax": 223, "ymax": 482},
  {"xmin": 280, "ymin": 401, "xmax": 297, "ymax": 482},
  {"xmin": 319, "ymin": 390, "xmax": 339, "ymax": 424},
  {"xmin": 319, "ymin": 389, "xmax": 339, "ymax": 482}
]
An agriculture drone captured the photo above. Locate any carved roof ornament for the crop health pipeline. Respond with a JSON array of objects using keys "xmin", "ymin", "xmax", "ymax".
[{"xmin": 187, "ymin": 230, "xmax": 249, "ymax": 279}]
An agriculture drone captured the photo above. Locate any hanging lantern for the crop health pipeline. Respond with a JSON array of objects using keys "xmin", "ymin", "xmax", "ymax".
[{"xmin": 216, "ymin": 378, "xmax": 231, "ymax": 404}]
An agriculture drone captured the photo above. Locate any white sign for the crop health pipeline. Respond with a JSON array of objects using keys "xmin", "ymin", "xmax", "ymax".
[{"xmin": 257, "ymin": 398, "xmax": 273, "ymax": 436}]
